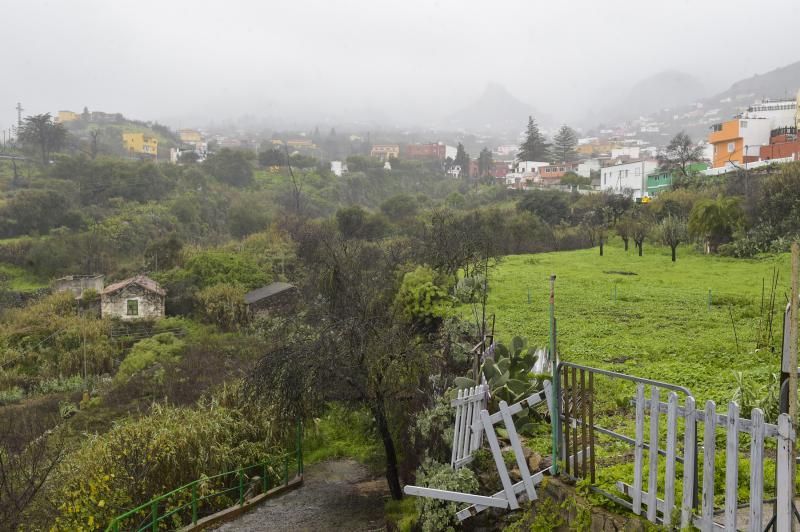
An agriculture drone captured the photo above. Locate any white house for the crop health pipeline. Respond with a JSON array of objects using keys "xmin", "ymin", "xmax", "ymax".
[
  {"xmin": 576, "ymin": 159, "xmax": 601, "ymax": 178},
  {"xmin": 330, "ymin": 160, "xmax": 347, "ymax": 177},
  {"xmin": 447, "ymin": 165, "xmax": 461, "ymax": 178},
  {"xmin": 610, "ymin": 146, "xmax": 640, "ymax": 160},
  {"xmin": 600, "ymin": 159, "xmax": 659, "ymax": 199},
  {"xmin": 516, "ymin": 161, "xmax": 549, "ymax": 173},
  {"xmin": 743, "ymin": 98, "xmax": 797, "ymax": 129}
]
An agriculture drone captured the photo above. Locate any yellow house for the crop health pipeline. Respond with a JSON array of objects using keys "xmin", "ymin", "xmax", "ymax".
[
  {"xmin": 179, "ymin": 129, "xmax": 203, "ymax": 143},
  {"xmin": 57, "ymin": 110, "xmax": 80, "ymax": 123},
  {"xmin": 122, "ymin": 132, "xmax": 159, "ymax": 159}
]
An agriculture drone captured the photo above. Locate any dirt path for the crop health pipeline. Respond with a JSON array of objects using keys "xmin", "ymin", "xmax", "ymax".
[{"xmin": 214, "ymin": 459, "xmax": 388, "ymax": 532}]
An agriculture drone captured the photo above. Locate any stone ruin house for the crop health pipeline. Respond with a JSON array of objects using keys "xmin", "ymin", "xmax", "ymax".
[{"xmin": 100, "ymin": 275, "xmax": 165, "ymax": 320}]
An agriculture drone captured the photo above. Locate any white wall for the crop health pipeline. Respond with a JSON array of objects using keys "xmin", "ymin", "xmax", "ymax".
[
  {"xmin": 611, "ymin": 146, "xmax": 640, "ymax": 159},
  {"xmin": 576, "ymin": 159, "xmax": 600, "ymax": 178},
  {"xmin": 739, "ymin": 118, "xmax": 772, "ymax": 152},
  {"xmin": 517, "ymin": 161, "xmax": 549, "ymax": 173},
  {"xmin": 599, "ymin": 160, "xmax": 658, "ymax": 199}
]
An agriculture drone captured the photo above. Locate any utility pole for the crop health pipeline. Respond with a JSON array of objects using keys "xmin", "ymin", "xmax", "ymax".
[{"xmin": 16, "ymin": 102, "xmax": 23, "ymax": 128}]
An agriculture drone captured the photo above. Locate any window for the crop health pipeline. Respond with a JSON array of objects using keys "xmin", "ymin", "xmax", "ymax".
[
  {"xmin": 127, "ymin": 299, "xmax": 139, "ymax": 316},
  {"xmin": 727, "ymin": 142, "xmax": 735, "ymax": 153},
  {"xmin": 740, "ymin": 120, "xmax": 747, "ymax": 128}
]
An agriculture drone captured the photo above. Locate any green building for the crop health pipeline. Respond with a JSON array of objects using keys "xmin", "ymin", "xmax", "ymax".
[{"xmin": 646, "ymin": 162, "xmax": 709, "ymax": 196}]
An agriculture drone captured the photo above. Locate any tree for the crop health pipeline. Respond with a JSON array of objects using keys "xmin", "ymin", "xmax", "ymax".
[
  {"xmin": 452, "ymin": 143, "xmax": 470, "ymax": 178},
  {"xmin": 517, "ymin": 116, "xmax": 550, "ymax": 162},
  {"xmin": 616, "ymin": 214, "xmax": 633, "ymax": 251},
  {"xmin": 688, "ymin": 196, "xmax": 744, "ymax": 253},
  {"xmin": 477, "ymin": 147, "xmax": 493, "ymax": 177},
  {"xmin": 18, "ymin": 113, "xmax": 67, "ymax": 164},
  {"xmin": 630, "ymin": 209, "xmax": 652, "ymax": 257},
  {"xmin": 582, "ymin": 208, "xmax": 608, "ymax": 255},
  {"xmin": 258, "ymin": 147, "xmax": 286, "ymax": 167},
  {"xmin": 657, "ymin": 132, "xmax": 705, "ymax": 178},
  {"xmin": 204, "ymin": 148, "xmax": 254, "ymax": 187},
  {"xmin": 656, "ymin": 215, "xmax": 688, "ymax": 262},
  {"xmin": 380, "ymin": 194, "xmax": 418, "ymax": 221},
  {"xmin": 516, "ymin": 189, "xmax": 570, "ymax": 225},
  {"xmin": 249, "ymin": 232, "xmax": 426, "ymax": 501},
  {"xmin": 552, "ymin": 124, "xmax": 578, "ymax": 163}
]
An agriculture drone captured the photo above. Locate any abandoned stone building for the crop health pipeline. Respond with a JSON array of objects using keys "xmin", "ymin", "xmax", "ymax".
[
  {"xmin": 52, "ymin": 274, "xmax": 105, "ymax": 298},
  {"xmin": 244, "ymin": 282, "xmax": 299, "ymax": 316},
  {"xmin": 100, "ymin": 275, "xmax": 166, "ymax": 320}
]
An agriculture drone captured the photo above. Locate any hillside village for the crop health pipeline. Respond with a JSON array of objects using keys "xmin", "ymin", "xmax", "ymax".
[{"xmin": 4, "ymin": 4, "xmax": 800, "ymax": 531}]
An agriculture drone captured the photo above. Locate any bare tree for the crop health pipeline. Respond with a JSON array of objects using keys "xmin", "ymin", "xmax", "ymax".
[
  {"xmin": 0, "ymin": 415, "xmax": 65, "ymax": 529},
  {"xmin": 657, "ymin": 131, "xmax": 705, "ymax": 178},
  {"xmin": 656, "ymin": 214, "xmax": 688, "ymax": 262}
]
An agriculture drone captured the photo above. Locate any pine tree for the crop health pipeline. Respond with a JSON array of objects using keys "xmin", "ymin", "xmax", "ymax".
[
  {"xmin": 518, "ymin": 116, "xmax": 550, "ymax": 162},
  {"xmin": 478, "ymin": 147, "xmax": 493, "ymax": 177},
  {"xmin": 453, "ymin": 143, "xmax": 470, "ymax": 178},
  {"xmin": 552, "ymin": 124, "xmax": 579, "ymax": 163}
]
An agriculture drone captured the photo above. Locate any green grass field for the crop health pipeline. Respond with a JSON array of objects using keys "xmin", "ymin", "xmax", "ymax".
[
  {"xmin": 0, "ymin": 262, "xmax": 47, "ymax": 291},
  {"xmin": 478, "ymin": 240, "xmax": 792, "ymax": 405}
]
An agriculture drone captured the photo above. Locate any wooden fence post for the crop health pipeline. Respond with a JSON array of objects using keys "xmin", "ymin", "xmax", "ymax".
[
  {"xmin": 681, "ymin": 396, "xmax": 696, "ymax": 529},
  {"xmin": 749, "ymin": 408, "xmax": 765, "ymax": 532},
  {"xmin": 702, "ymin": 401, "xmax": 716, "ymax": 531},
  {"xmin": 724, "ymin": 401, "xmax": 740, "ymax": 531},
  {"xmin": 632, "ymin": 383, "xmax": 644, "ymax": 515},
  {"xmin": 777, "ymin": 413, "xmax": 793, "ymax": 532}
]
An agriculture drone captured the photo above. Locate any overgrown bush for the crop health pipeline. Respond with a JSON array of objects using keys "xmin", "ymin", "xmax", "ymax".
[
  {"xmin": 43, "ymin": 390, "xmax": 280, "ymax": 530},
  {"xmin": 414, "ymin": 458, "xmax": 478, "ymax": 532},
  {"xmin": 395, "ymin": 266, "xmax": 451, "ymax": 328},
  {"xmin": 195, "ymin": 283, "xmax": 249, "ymax": 331},
  {"xmin": 114, "ymin": 332, "xmax": 185, "ymax": 384}
]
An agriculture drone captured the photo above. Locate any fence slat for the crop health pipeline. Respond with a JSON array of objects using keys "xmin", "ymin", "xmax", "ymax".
[
  {"xmin": 647, "ymin": 386, "xmax": 660, "ymax": 523},
  {"xmin": 499, "ymin": 400, "xmax": 537, "ymax": 501},
  {"xmin": 724, "ymin": 401, "xmax": 739, "ymax": 532},
  {"xmin": 663, "ymin": 392, "xmax": 678, "ymax": 527},
  {"xmin": 702, "ymin": 400, "xmax": 716, "ymax": 532},
  {"xmin": 588, "ymin": 372, "xmax": 595, "ymax": 484},
  {"xmin": 681, "ymin": 396, "xmax": 697, "ymax": 529},
  {"xmin": 571, "ymin": 367, "xmax": 578, "ymax": 477},
  {"xmin": 451, "ymin": 389, "xmax": 463, "ymax": 467},
  {"xmin": 633, "ymin": 383, "xmax": 645, "ymax": 515},
  {"xmin": 580, "ymin": 369, "xmax": 588, "ymax": 479},
  {"xmin": 480, "ymin": 409, "xmax": 519, "ymax": 510},
  {"xmin": 460, "ymin": 387, "xmax": 475, "ymax": 461},
  {"xmin": 563, "ymin": 369, "xmax": 570, "ymax": 475},
  {"xmin": 748, "ymin": 408, "xmax": 764, "ymax": 532},
  {"xmin": 776, "ymin": 413, "xmax": 792, "ymax": 532}
]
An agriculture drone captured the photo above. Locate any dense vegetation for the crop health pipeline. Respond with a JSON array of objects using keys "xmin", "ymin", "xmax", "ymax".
[{"xmin": 3, "ymin": 122, "xmax": 800, "ymax": 529}]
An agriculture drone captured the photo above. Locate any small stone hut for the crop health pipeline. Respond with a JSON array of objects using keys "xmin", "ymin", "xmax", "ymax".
[
  {"xmin": 244, "ymin": 282, "xmax": 299, "ymax": 316},
  {"xmin": 101, "ymin": 275, "xmax": 165, "ymax": 320},
  {"xmin": 53, "ymin": 274, "xmax": 105, "ymax": 299}
]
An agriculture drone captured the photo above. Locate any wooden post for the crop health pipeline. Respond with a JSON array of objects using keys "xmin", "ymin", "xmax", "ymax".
[
  {"xmin": 789, "ymin": 241, "xmax": 799, "ymax": 530},
  {"xmin": 549, "ymin": 274, "xmax": 558, "ymax": 475}
]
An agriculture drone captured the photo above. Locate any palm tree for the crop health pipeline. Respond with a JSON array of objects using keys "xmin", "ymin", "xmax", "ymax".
[{"xmin": 688, "ymin": 196, "xmax": 743, "ymax": 253}]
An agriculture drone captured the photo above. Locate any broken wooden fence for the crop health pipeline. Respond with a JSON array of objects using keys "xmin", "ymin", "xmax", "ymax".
[
  {"xmin": 450, "ymin": 385, "xmax": 487, "ymax": 468},
  {"xmin": 405, "ymin": 381, "xmax": 553, "ymax": 521}
]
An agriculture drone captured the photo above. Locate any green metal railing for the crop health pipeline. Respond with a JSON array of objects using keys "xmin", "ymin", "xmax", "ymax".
[{"xmin": 106, "ymin": 421, "xmax": 303, "ymax": 531}]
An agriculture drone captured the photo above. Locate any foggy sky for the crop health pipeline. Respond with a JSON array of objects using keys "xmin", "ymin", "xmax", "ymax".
[{"xmin": 2, "ymin": 0, "xmax": 799, "ymax": 133}]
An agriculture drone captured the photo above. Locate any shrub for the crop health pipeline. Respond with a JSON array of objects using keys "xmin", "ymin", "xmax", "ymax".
[
  {"xmin": 114, "ymin": 333, "xmax": 185, "ymax": 384},
  {"xmin": 195, "ymin": 283, "xmax": 249, "ymax": 331},
  {"xmin": 46, "ymin": 395, "xmax": 281, "ymax": 530},
  {"xmin": 414, "ymin": 458, "xmax": 478, "ymax": 532},
  {"xmin": 395, "ymin": 266, "xmax": 451, "ymax": 328}
]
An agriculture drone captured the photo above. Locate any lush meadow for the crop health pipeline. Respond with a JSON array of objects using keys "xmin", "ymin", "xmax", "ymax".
[{"xmin": 480, "ymin": 240, "xmax": 792, "ymax": 405}]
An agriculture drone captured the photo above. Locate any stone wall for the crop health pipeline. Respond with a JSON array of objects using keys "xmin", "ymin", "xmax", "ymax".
[
  {"xmin": 101, "ymin": 285, "xmax": 164, "ymax": 320},
  {"xmin": 503, "ymin": 477, "xmax": 654, "ymax": 532}
]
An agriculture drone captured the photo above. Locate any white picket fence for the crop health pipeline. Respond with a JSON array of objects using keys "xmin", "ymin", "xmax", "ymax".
[
  {"xmin": 618, "ymin": 383, "xmax": 795, "ymax": 531},
  {"xmin": 450, "ymin": 385, "xmax": 487, "ymax": 468},
  {"xmin": 405, "ymin": 381, "xmax": 553, "ymax": 521}
]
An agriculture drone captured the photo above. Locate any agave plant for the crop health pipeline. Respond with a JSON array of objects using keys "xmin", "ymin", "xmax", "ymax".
[{"xmin": 454, "ymin": 336, "xmax": 545, "ymax": 433}]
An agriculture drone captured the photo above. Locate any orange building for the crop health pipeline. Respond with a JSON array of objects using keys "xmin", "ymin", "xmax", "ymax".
[{"xmin": 708, "ymin": 118, "xmax": 772, "ymax": 168}]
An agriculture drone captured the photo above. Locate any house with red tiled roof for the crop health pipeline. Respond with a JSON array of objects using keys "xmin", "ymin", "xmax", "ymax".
[{"xmin": 101, "ymin": 275, "xmax": 165, "ymax": 320}]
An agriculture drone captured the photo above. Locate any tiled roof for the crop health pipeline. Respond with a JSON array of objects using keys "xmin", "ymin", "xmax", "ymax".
[{"xmin": 101, "ymin": 275, "xmax": 166, "ymax": 296}]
